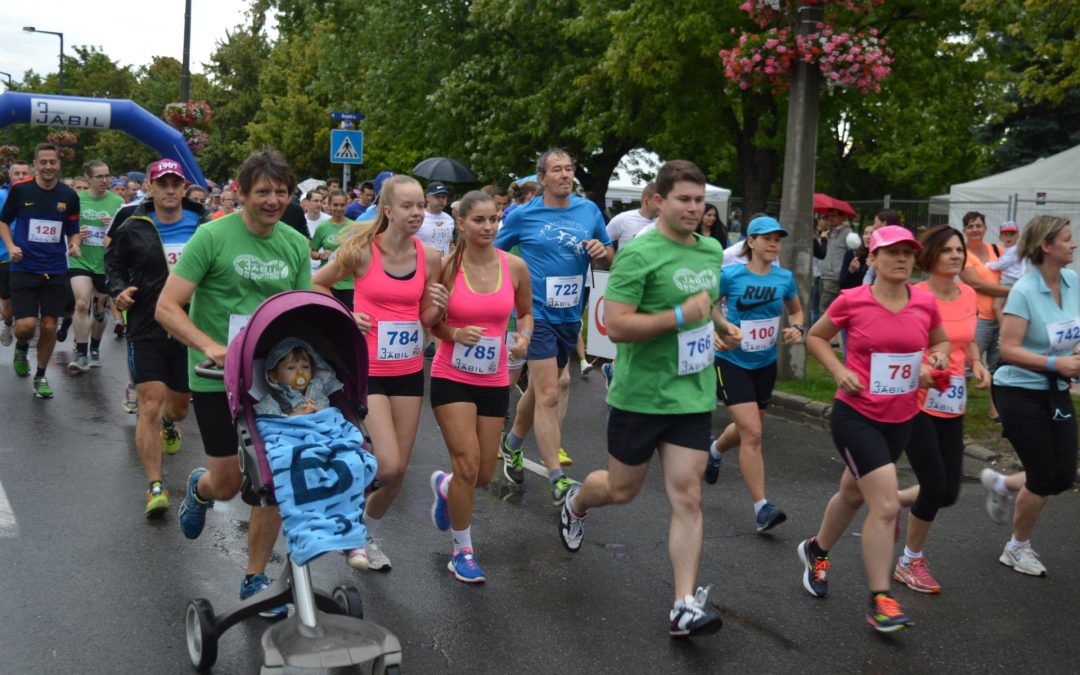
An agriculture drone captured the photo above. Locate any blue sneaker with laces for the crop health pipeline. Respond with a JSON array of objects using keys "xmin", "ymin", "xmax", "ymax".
[
  {"xmin": 601, "ymin": 362, "xmax": 614, "ymax": 391},
  {"xmin": 239, "ymin": 573, "xmax": 289, "ymax": 619},
  {"xmin": 448, "ymin": 547, "xmax": 486, "ymax": 584},
  {"xmin": 703, "ymin": 437, "xmax": 723, "ymax": 485},
  {"xmin": 430, "ymin": 471, "xmax": 450, "ymax": 531},
  {"xmin": 178, "ymin": 467, "xmax": 213, "ymax": 539},
  {"xmin": 755, "ymin": 501, "xmax": 787, "ymax": 533}
]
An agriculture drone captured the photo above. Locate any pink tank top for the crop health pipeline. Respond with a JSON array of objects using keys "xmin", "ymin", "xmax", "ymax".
[
  {"xmin": 432, "ymin": 250, "xmax": 515, "ymax": 386},
  {"xmin": 354, "ymin": 236, "xmax": 428, "ymax": 377}
]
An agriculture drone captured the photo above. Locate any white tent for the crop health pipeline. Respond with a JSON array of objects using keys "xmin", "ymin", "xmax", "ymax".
[
  {"xmin": 606, "ymin": 150, "xmax": 731, "ymax": 219},
  {"xmin": 948, "ymin": 144, "xmax": 1080, "ymax": 245}
]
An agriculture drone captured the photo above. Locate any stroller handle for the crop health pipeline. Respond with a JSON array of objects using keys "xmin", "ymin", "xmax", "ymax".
[{"xmin": 194, "ymin": 359, "xmax": 225, "ymax": 380}]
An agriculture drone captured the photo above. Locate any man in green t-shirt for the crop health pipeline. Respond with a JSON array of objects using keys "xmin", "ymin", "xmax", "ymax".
[
  {"xmin": 557, "ymin": 160, "xmax": 741, "ymax": 639},
  {"xmin": 156, "ymin": 149, "xmax": 311, "ymax": 616},
  {"xmin": 68, "ymin": 160, "xmax": 124, "ymax": 371},
  {"xmin": 310, "ymin": 190, "xmax": 355, "ymax": 309}
]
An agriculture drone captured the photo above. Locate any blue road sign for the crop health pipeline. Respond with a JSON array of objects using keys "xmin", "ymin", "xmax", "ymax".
[
  {"xmin": 330, "ymin": 129, "xmax": 364, "ymax": 165},
  {"xmin": 330, "ymin": 112, "xmax": 365, "ymax": 121}
]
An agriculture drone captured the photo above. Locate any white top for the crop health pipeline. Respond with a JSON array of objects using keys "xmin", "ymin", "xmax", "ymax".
[
  {"xmin": 606, "ymin": 209, "xmax": 655, "ymax": 249},
  {"xmin": 986, "ymin": 244, "xmax": 1027, "ymax": 284},
  {"xmin": 418, "ymin": 210, "xmax": 456, "ymax": 255},
  {"xmin": 305, "ymin": 212, "xmax": 331, "ymax": 238}
]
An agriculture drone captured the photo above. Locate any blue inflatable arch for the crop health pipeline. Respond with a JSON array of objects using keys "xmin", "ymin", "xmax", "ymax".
[{"xmin": 0, "ymin": 92, "xmax": 208, "ymax": 187}]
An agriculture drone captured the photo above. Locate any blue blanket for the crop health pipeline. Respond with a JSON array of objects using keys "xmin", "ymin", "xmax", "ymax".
[{"xmin": 256, "ymin": 408, "xmax": 377, "ymax": 566}]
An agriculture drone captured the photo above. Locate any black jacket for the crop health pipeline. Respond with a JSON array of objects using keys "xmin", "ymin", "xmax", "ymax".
[{"xmin": 104, "ymin": 198, "xmax": 211, "ymax": 341}]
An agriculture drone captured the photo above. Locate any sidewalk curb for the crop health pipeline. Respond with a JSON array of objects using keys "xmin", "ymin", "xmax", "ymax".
[{"xmin": 768, "ymin": 391, "xmax": 1080, "ymax": 484}]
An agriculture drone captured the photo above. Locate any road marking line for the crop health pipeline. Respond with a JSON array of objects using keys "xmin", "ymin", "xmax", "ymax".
[
  {"xmin": 0, "ymin": 478, "xmax": 19, "ymax": 538},
  {"xmin": 522, "ymin": 457, "xmax": 548, "ymax": 478}
]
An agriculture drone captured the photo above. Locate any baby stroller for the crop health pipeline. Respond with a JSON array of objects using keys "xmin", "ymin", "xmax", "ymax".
[{"xmin": 185, "ymin": 290, "xmax": 402, "ymax": 674}]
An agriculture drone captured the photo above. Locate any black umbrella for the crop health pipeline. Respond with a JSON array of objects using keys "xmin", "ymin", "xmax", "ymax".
[{"xmin": 411, "ymin": 157, "xmax": 477, "ymax": 183}]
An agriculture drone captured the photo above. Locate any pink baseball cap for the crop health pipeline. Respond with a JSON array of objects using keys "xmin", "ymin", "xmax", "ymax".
[
  {"xmin": 148, "ymin": 159, "xmax": 186, "ymax": 182},
  {"xmin": 869, "ymin": 225, "xmax": 922, "ymax": 253}
]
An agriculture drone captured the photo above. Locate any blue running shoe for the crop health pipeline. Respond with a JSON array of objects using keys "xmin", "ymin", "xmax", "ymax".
[
  {"xmin": 178, "ymin": 468, "xmax": 213, "ymax": 539},
  {"xmin": 601, "ymin": 362, "xmax": 614, "ymax": 391},
  {"xmin": 703, "ymin": 437, "xmax": 723, "ymax": 485},
  {"xmin": 239, "ymin": 573, "xmax": 288, "ymax": 619},
  {"xmin": 447, "ymin": 547, "xmax": 486, "ymax": 584},
  {"xmin": 430, "ymin": 471, "xmax": 450, "ymax": 531},
  {"xmin": 755, "ymin": 501, "xmax": 787, "ymax": 533}
]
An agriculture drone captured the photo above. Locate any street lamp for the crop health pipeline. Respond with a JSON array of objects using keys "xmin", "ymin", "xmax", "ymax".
[{"xmin": 23, "ymin": 27, "xmax": 64, "ymax": 95}]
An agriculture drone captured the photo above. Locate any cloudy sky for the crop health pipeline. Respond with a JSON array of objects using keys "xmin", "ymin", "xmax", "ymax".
[{"xmin": 0, "ymin": 1, "xmax": 276, "ymax": 86}]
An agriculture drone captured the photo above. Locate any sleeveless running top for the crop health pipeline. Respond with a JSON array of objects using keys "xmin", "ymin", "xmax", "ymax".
[
  {"xmin": 354, "ymin": 236, "xmax": 428, "ymax": 377},
  {"xmin": 431, "ymin": 250, "xmax": 515, "ymax": 386}
]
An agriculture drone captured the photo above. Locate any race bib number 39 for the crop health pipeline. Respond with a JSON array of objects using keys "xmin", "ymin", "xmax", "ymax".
[
  {"xmin": 923, "ymin": 375, "xmax": 967, "ymax": 415},
  {"xmin": 377, "ymin": 320, "xmax": 422, "ymax": 361},
  {"xmin": 740, "ymin": 317, "xmax": 780, "ymax": 353},
  {"xmin": 869, "ymin": 351, "xmax": 923, "ymax": 396},
  {"xmin": 678, "ymin": 323, "xmax": 713, "ymax": 376},
  {"xmin": 1046, "ymin": 317, "xmax": 1080, "ymax": 356},
  {"xmin": 452, "ymin": 335, "xmax": 501, "ymax": 375},
  {"xmin": 546, "ymin": 275, "xmax": 583, "ymax": 309},
  {"xmin": 28, "ymin": 219, "xmax": 62, "ymax": 243}
]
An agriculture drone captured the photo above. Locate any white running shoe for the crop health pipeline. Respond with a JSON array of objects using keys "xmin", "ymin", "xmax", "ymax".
[
  {"xmin": 980, "ymin": 469, "xmax": 1013, "ymax": 524},
  {"xmin": 364, "ymin": 538, "xmax": 391, "ymax": 571},
  {"xmin": 346, "ymin": 547, "xmax": 369, "ymax": 570},
  {"xmin": 122, "ymin": 383, "xmax": 138, "ymax": 414},
  {"xmin": 0, "ymin": 322, "xmax": 12, "ymax": 347},
  {"xmin": 999, "ymin": 543, "xmax": 1047, "ymax": 577}
]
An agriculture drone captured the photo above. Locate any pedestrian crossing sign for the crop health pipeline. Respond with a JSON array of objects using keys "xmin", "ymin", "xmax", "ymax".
[{"xmin": 330, "ymin": 129, "xmax": 364, "ymax": 165}]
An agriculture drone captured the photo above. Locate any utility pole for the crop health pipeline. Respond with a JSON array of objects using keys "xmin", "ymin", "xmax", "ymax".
[
  {"xmin": 181, "ymin": 0, "xmax": 193, "ymax": 101},
  {"xmin": 777, "ymin": 2, "xmax": 824, "ymax": 380}
]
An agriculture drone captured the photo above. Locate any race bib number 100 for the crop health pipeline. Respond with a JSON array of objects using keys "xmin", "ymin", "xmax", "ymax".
[
  {"xmin": 869, "ymin": 351, "xmax": 923, "ymax": 396},
  {"xmin": 677, "ymin": 323, "xmax": 713, "ymax": 376},
  {"xmin": 377, "ymin": 320, "xmax": 422, "ymax": 361},
  {"xmin": 740, "ymin": 317, "xmax": 780, "ymax": 353}
]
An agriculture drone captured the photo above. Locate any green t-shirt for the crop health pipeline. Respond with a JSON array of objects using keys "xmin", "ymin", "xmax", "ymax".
[
  {"xmin": 604, "ymin": 229, "xmax": 723, "ymax": 415},
  {"xmin": 71, "ymin": 191, "xmax": 124, "ymax": 274},
  {"xmin": 311, "ymin": 217, "xmax": 355, "ymax": 291},
  {"xmin": 173, "ymin": 211, "xmax": 312, "ymax": 392}
]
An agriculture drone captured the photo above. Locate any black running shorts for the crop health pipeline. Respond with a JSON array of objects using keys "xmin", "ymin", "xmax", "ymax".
[
  {"xmin": 68, "ymin": 268, "xmax": 109, "ymax": 294},
  {"xmin": 429, "ymin": 377, "xmax": 509, "ymax": 418},
  {"xmin": 716, "ymin": 358, "xmax": 777, "ymax": 409},
  {"xmin": 128, "ymin": 338, "xmax": 190, "ymax": 393},
  {"xmin": 829, "ymin": 399, "xmax": 914, "ymax": 479},
  {"xmin": 191, "ymin": 390, "xmax": 240, "ymax": 458},
  {"xmin": 607, "ymin": 407, "xmax": 711, "ymax": 466},
  {"xmin": 367, "ymin": 369, "xmax": 425, "ymax": 398},
  {"xmin": 9, "ymin": 271, "xmax": 69, "ymax": 319}
]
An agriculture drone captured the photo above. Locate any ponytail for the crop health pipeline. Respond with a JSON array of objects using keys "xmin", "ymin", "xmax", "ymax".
[{"xmin": 335, "ymin": 175, "xmax": 419, "ymax": 269}]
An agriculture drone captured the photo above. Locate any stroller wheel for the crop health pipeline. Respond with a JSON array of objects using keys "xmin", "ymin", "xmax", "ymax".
[
  {"xmin": 332, "ymin": 585, "xmax": 364, "ymax": 619},
  {"xmin": 373, "ymin": 655, "xmax": 402, "ymax": 675},
  {"xmin": 185, "ymin": 599, "xmax": 218, "ymax": 671}
]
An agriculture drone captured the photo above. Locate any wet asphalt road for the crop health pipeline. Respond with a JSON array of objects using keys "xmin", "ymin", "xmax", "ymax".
[{"xmin": 1, "ymin": 334, "xmax": 1078, "ymax": 675}]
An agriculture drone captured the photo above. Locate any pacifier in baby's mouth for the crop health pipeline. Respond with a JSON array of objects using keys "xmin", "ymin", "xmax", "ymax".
[{"xmin": 291, "ymin": 374, "xmax": 308, "ymax": 389}]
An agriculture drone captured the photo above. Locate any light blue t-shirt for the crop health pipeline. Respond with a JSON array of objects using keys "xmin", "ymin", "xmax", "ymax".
[
  {"xmin": 494, "ymin": 195, "xmax": 610, "ymax": 324},
  {"xmin": 993, "ymin": 267, "xmax": 1080, "ymax": 391},
  {"xmin": 152, "ymin": 209, "xmax": 200, "ymax": 245},
  {"xmin": 716, "ymin": 263, "xmax": 798, "ymax": 369}
]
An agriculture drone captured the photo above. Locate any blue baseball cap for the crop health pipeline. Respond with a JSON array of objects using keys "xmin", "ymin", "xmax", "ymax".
[{"xmin": 747, "ymin": 216, "xmax": 788, "ymax": 238}]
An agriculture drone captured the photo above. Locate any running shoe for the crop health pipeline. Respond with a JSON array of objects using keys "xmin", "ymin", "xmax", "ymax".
[
  {"xmin": 601, "ymin": 362, "xmax": 614, "ymax": 391},
  {"xmin": 558, "ymin": 447, "xmax": 573, "ymax": 467},
  {"xmin": 552, "ymin": 476, "xmax": 576, "ymax": 506},
  {"xmin": 980, "ymin": 468, "xmax": 1012, "ymax": 524},
  {"xmin": 161, "ymin": 421, "xmax": 182, "ymax": 455},
  {"xmin": 893, "ymin": 557, "xmax": 941, "ymax": 593},
  {"xmin": 89, "ymin": 347, "xmax": 103, "ymax": 367},
  {"xmin": 178, "ymin": 468, "xmax": 212, "ymax": 539},
  {"xmin": 559, "ymin": 484, "xmax": 586, "ymax": 552},
  {"xmin": 364, "ymin": 538, "xmax": 391, "ymax": 571},
  {"xmin": 703, "ymin": 438, "xmax": 723, "ymax": 485},
  {"xmin": 13, "ymin": 346, "xmax": 29, "ymax": 377},
  {"xmin": 114, "ymin": 322, "xmax": 125, "ymax": 338},
  {"xmin": 0, "ymin": 322, "xmax": 12, "ymax": 347},
  {"xmin": 755, "ymin": 502, "xmax": 787, "ymax": 532},
  {"xmin": 430, "ymin": 471, "xmax": 450, "ymax": 531},
  {"xmin": 68, "ymin": 354, "xmax": 90, "ymax": 373},
  {"xmin": 239, "ymin": 573, "xmax": 288, "ymax": 619},
  {"xmin": 999, "ymin": 543, "xmax": 1047, "ymax": 577},
  {"xmin": 797, "ymin": 538, "xmax": 829, "ymax": 598},
  {"xmin": 580, "ymin": 359, "xmax": 593, "ymax": 377},
  {"xmin": 33, "ymin": 376, "xmax": 54, "ymax": 399},
  {"xmin": 500, "ymin": 433, "xmax": 524, "ymax": 485},
  {"xmin": 56, "ymin": 319, "xmax": 70, "ymax": 343},
  {"xmin": 145, "ymin": 483, "xmax": 170, "ymax": 517},
  {"xmin": 669, "ymin": 585, "xmax": 723, "ymax": 638},
  {"xmin": 122, "ymin": 383, "xmax": 138, "ymax": 414},
  {"xmin": 346, "ymin": 547, "xmax": 369, "ymax": 570},
  {"xmin": 866, "ymin": 593, "xmax": 913, "ymax": 633},
  {"xmin": 448, "ymin": 547, "xmax": 486, "ymax": 583}
]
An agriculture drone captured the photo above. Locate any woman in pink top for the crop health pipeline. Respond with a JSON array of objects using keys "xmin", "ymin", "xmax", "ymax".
[
  {"xmin": 427, "ymin": 191, "xmax": 533, "ymax": 583},
  {"xmin": 800, "ymin": 226, "xmax": 950, "ymax": 633},
  {"xmin": 892, "ymin": 226, "xmax": 990, "ymax": 594},
  {"xmin": 313, "ymin": 175, "xmax": 448, "ymax": 571}
]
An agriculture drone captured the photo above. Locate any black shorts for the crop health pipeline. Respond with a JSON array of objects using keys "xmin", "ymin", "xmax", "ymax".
[
  {"xmin": 367, "ymin": 369, "xmax": 425, "ymax": 397},
  {"xmin": 995, "ymin": 385, "xmax": 1078, "ymax": 497},
  {"xmin": 191, "ymin": 390, "xmax": 240, "ymax": 458},
  {"xmin": 9, "ymin": 271, "xmax": 69, "ymax": 319},
  {"xmin": 607, "ymin": 407, "xmax": 711, "ymax": 466},
  {"xmin": 716, "ymin": 358, "xmax": 777, "ymax": 409},
  {"xmin": 829, "ymin": 399, "xmax": 914, "ymax": 479},
  {"xmin": 429, "ymin": 377, "xmax": 509, "ymax": 418},
  {"xmin": 128, "ymin": 338, "xmax": 190, "ymax": 393},
  {"xmin": 528, "ymin": 320, "xmax": 580, "ymax": 369},
  {"xmin": 68, "ymin": 268, "xmax": 109, "ymax": 294},
  {"xmin": 0, "ymin": 262, "xmax": 10, "ymax": 301},
  {"xmin": 331, "ymin": 287, "xmax": 354, "ymax": 312}
]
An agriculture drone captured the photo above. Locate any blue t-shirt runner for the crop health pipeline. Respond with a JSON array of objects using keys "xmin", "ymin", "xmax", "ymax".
[
  {"xmin": 716, "ymin": 263, "xmax": 798, "ymax": 370},
  {"xmin": 153, "ymin": 209, "xmax": 200, "ymax": 270},
  {"xmin": 0, "ymin": 179, "xmax": 81, "ymax": 274}
]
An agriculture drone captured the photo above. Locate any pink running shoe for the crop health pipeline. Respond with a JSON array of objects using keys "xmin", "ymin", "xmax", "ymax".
[{"xmin": 893, "ymin": 556, "xmax": 941, "ymax": 594}]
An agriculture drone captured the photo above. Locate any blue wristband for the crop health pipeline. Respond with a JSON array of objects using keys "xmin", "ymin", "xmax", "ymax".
[
  {"xmin": 674, "ymin": 305, "xmax": 686, "ymax": 329},
  {"xmin": 1048, "ymin": 355, "xmax": 1057, "ymax": 373}
]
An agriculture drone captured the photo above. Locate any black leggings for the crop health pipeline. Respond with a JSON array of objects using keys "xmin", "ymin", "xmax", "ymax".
[
  {"xmin": 996, "ymin": 385, "xmax": 1078, "ymax": 497},
  {"xmin": 904, "ymin": 412, "xmax": 964, "ymax": 522}
]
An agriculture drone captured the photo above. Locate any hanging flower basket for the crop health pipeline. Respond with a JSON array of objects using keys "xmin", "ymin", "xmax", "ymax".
[
  {"xmin": 162, "ymin": 101, "xmax": 214, "ymax": 129},
  {"xmin": 46, "ymin": 130, "xmax": 79, "ymax": 147},
  {"xmin": 0, "ymin": 145, "xmax": 20, "ymax": 163}
]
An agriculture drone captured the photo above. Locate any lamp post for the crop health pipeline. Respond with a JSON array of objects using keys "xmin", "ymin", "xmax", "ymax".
[
  {"xmin": 23, "ymin": 27, "xmax": 64, "ymax": 95},
  {"xmin": 0, "ymin": 71, "xmax": 12, "ymax": 144},
  {"xmin": 181, "ymin": 0, "xmax": 192, "ymax": 101}
]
